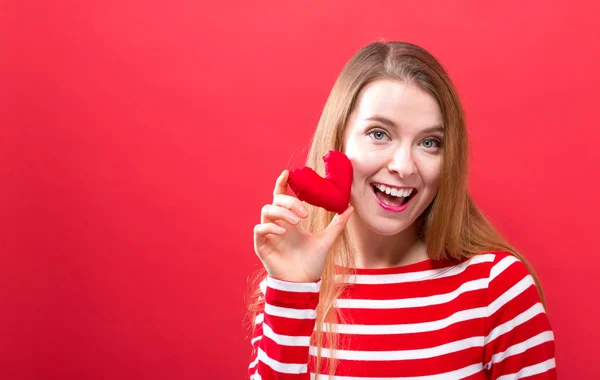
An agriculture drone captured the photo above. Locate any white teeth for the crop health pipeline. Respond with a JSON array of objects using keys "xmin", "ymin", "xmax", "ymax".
[{"xmin": 374, "ymin": 184, "xmax": 414, "ymax": 198}]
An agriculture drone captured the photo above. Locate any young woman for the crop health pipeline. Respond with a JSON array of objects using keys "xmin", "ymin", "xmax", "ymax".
[{"xmin": 247, "ymin": 41, "xmax": 556, "ymax": 379}]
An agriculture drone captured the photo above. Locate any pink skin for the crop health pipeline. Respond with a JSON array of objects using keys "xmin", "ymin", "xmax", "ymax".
[{"xmin": 342, "ymin": 79, "xmax": 444, "ymax": 268}]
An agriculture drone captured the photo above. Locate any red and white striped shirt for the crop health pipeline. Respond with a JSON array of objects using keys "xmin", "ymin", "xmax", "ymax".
[{"xmin": 248, "ymin": 251, "xmax": 557, "ymax": 379}]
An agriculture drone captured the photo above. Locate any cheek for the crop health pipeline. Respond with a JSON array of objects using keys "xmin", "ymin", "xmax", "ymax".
[
  {"xmin": 346, "ymin": 155, "xmax": 382, "ymax": 201},
  {"xmin": 416, "ymin": 156, "xmax": 442, "ymax": 189},
  {"xmin": 345, "ymin": 141, "xmax": 381, "ymax": 176}
]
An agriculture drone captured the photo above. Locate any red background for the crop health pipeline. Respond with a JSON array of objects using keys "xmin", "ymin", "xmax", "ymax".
[{"xmin": 1, "ymin": 1, "xmax": 598, "ymax": 379}]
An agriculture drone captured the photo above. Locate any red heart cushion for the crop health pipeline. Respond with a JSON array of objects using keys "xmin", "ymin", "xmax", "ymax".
[{"xmin": 288, "ymin": 150, "xmax": 353, "ymax": 214}]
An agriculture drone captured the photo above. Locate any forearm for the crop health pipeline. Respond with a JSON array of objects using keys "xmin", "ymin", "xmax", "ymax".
[{"xmin": 248, "ymin": 276, "xmax": 320, "ymax": 379}]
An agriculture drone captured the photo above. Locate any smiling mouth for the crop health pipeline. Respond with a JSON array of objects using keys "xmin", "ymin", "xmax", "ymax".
[{"xmin": 371, "ymin": 184, "xmax": 418, "ymax": 207}]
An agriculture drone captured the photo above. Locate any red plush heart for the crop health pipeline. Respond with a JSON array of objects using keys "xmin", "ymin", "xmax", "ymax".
[{"xmin": 288, "ymin": 150, "xmax": 353, "ymax": 214}]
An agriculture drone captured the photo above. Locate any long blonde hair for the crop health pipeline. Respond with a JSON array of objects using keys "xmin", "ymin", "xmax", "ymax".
[{"xmin": 246, "ymin": 40, "xmax": 545, "ymax": 379}]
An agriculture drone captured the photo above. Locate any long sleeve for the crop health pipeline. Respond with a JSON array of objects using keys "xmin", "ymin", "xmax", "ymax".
[
  {"xmin": 248, "ymin": 276, "xmax": 320, "ymax": 379},
  {"xmin": 483, "ymin": 253, "xmax": 557, "ymax": 379}
]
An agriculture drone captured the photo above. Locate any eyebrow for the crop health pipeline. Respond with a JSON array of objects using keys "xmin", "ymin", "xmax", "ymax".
[{"xmin": 365, "ymin": 115, "xmax": 444, "ymax": 134}]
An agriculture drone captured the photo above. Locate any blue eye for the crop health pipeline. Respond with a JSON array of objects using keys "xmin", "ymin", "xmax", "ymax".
[
  {"xmin": 367, "ymin": 129, "xmax": 389, "ymax": 141},
  {"xmin": 421, "ymin": 137, "xmax": 442, "ymax": 149}
]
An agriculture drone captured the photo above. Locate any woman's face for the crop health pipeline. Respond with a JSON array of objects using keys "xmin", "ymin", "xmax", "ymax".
[{"xmin": 343, "ymin": 78, "xmax": 444, "ymax": 237}]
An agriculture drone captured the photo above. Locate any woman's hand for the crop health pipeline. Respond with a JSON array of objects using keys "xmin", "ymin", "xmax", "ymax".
[{"xmin": 253, "ymin": 170, "xmax": 354, "ymax": 283}]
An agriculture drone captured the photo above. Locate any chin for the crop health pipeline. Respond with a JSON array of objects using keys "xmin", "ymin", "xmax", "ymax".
[{"xmin": 364, "ymin": 218, "xmax": 415, "ymax": 237}]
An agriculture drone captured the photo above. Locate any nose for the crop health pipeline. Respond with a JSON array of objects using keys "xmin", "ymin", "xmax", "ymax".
[{"xmin": 387, "ymin": 146, "xmax": 417, "ymax": 179}]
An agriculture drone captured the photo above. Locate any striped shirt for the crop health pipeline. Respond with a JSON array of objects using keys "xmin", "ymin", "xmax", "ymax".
[{"xmin": 247, "ymin": 251, "xmax": 557, "ymax": 379}]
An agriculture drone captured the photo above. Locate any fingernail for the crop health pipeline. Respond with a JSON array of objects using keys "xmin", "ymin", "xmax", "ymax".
[
  {"xmin": 291, "ymin": 215, "xmax": 301, "ymax": 223},
  {"xmin": 300, "ymin": 206, "xmax": 308, "ymax": 216}
]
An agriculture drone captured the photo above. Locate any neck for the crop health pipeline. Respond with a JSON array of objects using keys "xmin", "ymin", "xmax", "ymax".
[{"xmin": 346, "ymin": 215, "xmax": 429, "ymax": 269}]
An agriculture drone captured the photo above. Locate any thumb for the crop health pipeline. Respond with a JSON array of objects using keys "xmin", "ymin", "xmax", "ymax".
[{"xmin": 319, "ymin": 206, "xmax": 354, "ymax": 247}]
